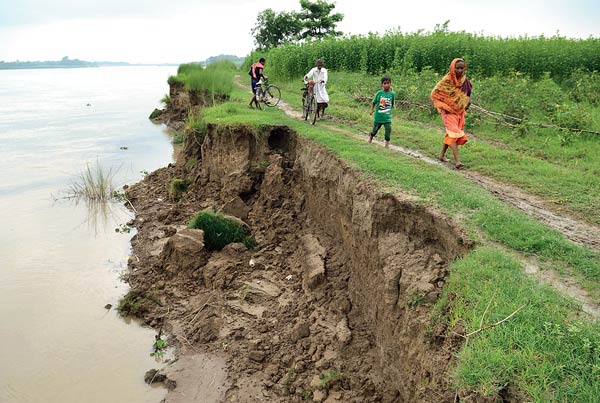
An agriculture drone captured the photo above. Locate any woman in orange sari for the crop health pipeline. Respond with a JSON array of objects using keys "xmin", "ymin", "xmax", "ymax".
[{"xmin": 430, "ymin": 58, "xmax": 472, "ymax": 169}]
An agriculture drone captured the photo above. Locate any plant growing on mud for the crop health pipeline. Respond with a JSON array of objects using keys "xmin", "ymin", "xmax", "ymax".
[
  {"xmin": 117, "ymin": 290, "xmax": 160, "ymax": 317},
  {"xmin": 188, "ymin": 210, "xmax": 252, "ymax": 251},
  {"xmin": 319, "ymin": 369, "xmax": 346, "ymax": 390},
  {"xmin": 115, "ymin": 223, "xmax": 131, "ymax": 234},
  {"xmin": 151, "ymin": 336, "xmax": 167, "ymax": 360},
  {"xmin": 160, "ymin": 94, "xmax": 171, "ymax": 108},
  {"xmin": 168, "ymin": 178, "xmax": 187, "ymax": 200}
]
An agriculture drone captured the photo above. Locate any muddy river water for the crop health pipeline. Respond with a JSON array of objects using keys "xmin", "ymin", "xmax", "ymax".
[{"xmin": 0, "ymin": 66, "xmax": 176, "ymax": 402}]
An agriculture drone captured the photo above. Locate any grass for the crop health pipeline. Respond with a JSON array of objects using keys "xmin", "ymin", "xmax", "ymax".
[
  {"xmin": 439, "ymin": 248, "xmax": 600, "ymax": 401},
  {"xmin": 168, "ymin": 63, "xmax": 235, "ymax": 99},
  {"xmin": 68, "ymin": 160, "xmax": 118, "ymax": 201},
  {"xmin": 188, "ymin": 210, "xmax": 251, "ymax": 251},
  {"xmin": 168, "ymin": 178, "xmax": 187, "ymax": 200},
  {"xmin": 194, "ymin": 81, "xmax": 600, "ymax": 400}
]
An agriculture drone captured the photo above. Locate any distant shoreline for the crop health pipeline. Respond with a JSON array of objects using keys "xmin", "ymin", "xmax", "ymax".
[{"xmin": 0, "ymin": 61, "xmax": 179, "ymax": 71}]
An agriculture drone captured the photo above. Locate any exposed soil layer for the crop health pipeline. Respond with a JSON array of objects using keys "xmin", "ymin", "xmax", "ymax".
[{"xmin": 125, "ymin": 123, "xmax": 473, "ymax": 402}]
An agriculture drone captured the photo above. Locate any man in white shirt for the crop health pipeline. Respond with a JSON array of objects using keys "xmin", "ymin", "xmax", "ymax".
[{"xmin": 304, "ymin": 59, "xmax": 329, "ymax": 118}]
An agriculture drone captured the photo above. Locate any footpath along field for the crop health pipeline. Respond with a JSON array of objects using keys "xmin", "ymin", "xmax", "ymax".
[{"xmin": 148, "ymin": 53, "xmax": 600, "ymax": 401}]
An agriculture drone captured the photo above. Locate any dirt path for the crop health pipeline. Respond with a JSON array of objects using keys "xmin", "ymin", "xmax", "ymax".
[{"xmin": 272, "ymin": 97, "xmax": 600, "ymax": 319}]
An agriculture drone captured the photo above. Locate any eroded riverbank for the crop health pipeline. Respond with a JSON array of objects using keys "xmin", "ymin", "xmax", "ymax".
[{"xmin": 125, "ymin": 122, "xmax": 473, "ymax": 402}]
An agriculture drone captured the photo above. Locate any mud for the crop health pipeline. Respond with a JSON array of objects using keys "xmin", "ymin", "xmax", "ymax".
[{"xmin": 125, "ymin": 121, "xmax": 473, "ymax": 402}]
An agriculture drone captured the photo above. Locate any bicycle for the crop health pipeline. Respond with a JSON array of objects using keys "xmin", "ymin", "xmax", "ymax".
[
  {"xmin": 255, "ymin": 79, "xmax": 281, "ymax": 110},
  {"xmin": 301, "ymin": 80, "xmax": 318, "ymax": 125}
]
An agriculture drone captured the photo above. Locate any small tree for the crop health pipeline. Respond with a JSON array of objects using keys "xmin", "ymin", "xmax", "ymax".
[
  {"xmin": 251, "ymin": 9, "xmax": 302, "ymax": 50},
  {"xmin": 298, "ymin": 0, "xmax": 343, "ymax": 40}
]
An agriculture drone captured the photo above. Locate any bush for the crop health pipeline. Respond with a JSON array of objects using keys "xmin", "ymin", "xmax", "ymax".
[
  {"xmin": 168, "ymin": 178, "xmax": 187, "ymax": 200},
  {"xmin": 188, "ymin": 210, "xmax": 251, "ymax": 250}
]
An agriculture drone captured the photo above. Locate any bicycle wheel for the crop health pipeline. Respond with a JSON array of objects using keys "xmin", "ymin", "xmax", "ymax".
[
  {"xmin": 264, "ymin": 86, "xmax": 281, "ymax": 107},
  {"xmin": 302, "ymin": 93, "xmax": 309, "ymax": 120},
  {"xmin": 308, "ymin": 96, "xmax": 317, "ymax": 125},
  {"xmin": 254, "ymin": 88, "xmax": 262, "ymax": 110}
]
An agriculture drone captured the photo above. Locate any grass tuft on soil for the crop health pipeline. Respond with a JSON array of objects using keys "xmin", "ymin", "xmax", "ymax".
[{"xmin": 188, "ymin": 210, "xmax": 251, "ymax": 251}]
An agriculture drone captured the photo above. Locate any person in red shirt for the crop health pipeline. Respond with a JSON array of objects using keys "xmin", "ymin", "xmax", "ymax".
[{"xmin": 248, "ymin": 58, "xmax": 267, "ymax": 109}]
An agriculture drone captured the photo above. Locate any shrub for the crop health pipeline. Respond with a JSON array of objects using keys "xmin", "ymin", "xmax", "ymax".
[
  {"xmin": 168, "ymin": 178, "xmax": 187, "ymax": 200},
  {"xmin": 188, "ymin": 210, "xmax": 251, "ymax": 250}
]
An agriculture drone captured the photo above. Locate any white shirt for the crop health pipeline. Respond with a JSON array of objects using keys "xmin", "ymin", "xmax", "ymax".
[{"xmin": 304, "ymin": 67, "xmax": 329, "ymax": 103}]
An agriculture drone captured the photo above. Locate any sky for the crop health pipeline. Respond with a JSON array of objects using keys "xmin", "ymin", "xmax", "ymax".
[{"xmin": 0, "ymin": 0, "xmax": 599, "ymax": 64}]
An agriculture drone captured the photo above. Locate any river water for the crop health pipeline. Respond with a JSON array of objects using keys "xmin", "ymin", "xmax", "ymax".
[{"xmin": 0, "ymin": 66, "xmax": 176, "ymax": 403}]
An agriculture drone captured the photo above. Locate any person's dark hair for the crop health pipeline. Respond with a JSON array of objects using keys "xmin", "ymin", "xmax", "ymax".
[
  {"xmin": 259, "ymin": 58, "xmax": 266, "ymax": 63},
  {"xmin": 381, "ymin": 76, "xmax": 391, "ymax": 83}
]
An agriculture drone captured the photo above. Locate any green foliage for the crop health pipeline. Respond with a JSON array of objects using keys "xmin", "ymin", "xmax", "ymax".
[
  {"xmin": 68, "ymin": 161, "xmax": 118, "ymax": 202},
  {"xmin": 564, "ymin": 69, "xmax": 600, "ymax": 105},
  {"xmin": 117, "ymin": 290, "xmax": 151, "ymax": 316},
  {"xmin": 169, "ymin": 63, "xmax": 234, "ymax": 99},
  {"xmin": 319, "ymin": 369, "xmax": 346, "ymax": 389},
  {"xmin": 160, "ymin": 94, "xmax": 171, "ymax": 108},
  {"xmin": 168, "ymin": 178, "xmax": 187, "ymax": 200},
  {"xmin": 251, "ymin": 8, "xmax": 302, "ymax": 50},
  {"xmin": 151, "ymin": 337, "xmax": 167, "ymax": 359},
  {"xmin": 251, "ymin": 0, "xmax": 343, "ymax": 50},
  {"xmin": 149, "ymin": 108, "xmax": 162, "ymax": 120},
  {"xmin": 115, "ymin": 223, "xmax": 131, "ymax": 234},
  {"xmin": 259, "ymin": 30, "xmax": 600, "ymax": 80},
  {"xmin": 297, "ymin": 0, "xmax": 344, "ymax": 40},
  {"xmin": 188, "ymin": 210, "xmax": 251, "ymax": 251},
  {"xmin": 441, "ymin": 248, "xmax": 600, "ymax": 401}
]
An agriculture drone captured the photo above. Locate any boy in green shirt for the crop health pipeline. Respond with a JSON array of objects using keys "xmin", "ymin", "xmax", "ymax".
[{"xmin": 369, "ymin": 76, "xmax": 395, "ymax": 148}]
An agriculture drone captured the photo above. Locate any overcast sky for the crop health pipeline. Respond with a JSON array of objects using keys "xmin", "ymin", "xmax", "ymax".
[{"xmin": 1, "ymin": 0, "xmax": 598, "ymax": 63}]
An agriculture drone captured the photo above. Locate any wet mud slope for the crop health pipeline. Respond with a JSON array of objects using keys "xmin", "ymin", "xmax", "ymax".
[{"xmin": 125, "ymin": 124, "xmax": 473, "ymax": 402}]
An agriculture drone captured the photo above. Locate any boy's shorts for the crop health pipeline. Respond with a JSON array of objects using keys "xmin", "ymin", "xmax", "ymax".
[{"xmin": 370, "ymin": 122, "xmax": 392, "ymax": 141}]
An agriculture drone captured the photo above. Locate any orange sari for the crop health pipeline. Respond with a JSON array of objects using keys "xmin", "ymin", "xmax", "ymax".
[{"xmin": 430, "ymin": 58, "xmax": 472, "ymax": 145}]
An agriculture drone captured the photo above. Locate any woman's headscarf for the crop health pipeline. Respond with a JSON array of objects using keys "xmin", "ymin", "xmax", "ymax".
[{"xmin": 430, "ymin": 58, "xmax": 472, "ymax": 114}]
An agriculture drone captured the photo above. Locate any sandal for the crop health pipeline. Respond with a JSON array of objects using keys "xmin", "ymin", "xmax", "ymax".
[{"xmin": 454, "ymin": 162, "xmax": 464, "ymax": 169}]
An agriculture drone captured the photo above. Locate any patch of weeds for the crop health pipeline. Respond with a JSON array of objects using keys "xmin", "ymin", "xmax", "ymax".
[
  {"xmin": 140, "ymin": 170, "xmax": 149, "ymax": 177},
  {"xmin": 319, "ymin": 369, "xmax": 347, "ymax": 390},
  {"xmin": 112, "ymin": 190, "xmax": 126, "ymax": 201},
  {"xmin": 160, "ymin": 94, "xmax": 171, "ymax": 108},
  {"xmin": 68, "ymin": 160, "xmax": 118, "ymax": 202},
  {"xmin": 188, "ymin": 210, "xmax": 252, "ymax": 251},
  {"xmin": 408, "ymin": 292, "xmax": 426, "ymax": 308},
  {"xmin": 117, "ymin": 290, "xmax": 151, "ymax": 316},
  {"xmin": 302, "ymin": 390, "xmax": 312, "ymax": 400},
  {"xmin": 151, "ymin": 336, "xmax": 167, "ymax": 360},
  {"xmin": 115, "ymin": 223, "xmax": 131, "ymax": 234},
  {"xmin": 149, "ymin": 109, "xmax": 162, "ymax": 120},
  {"xmin": 168, "ymin": 178, "xmax": 187, "ymax": 200}
]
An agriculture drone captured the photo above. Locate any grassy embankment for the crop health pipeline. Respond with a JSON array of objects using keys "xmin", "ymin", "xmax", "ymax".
[{"xmin": 167, "ymin": 51, "xmax": 600, "ymax": 400}]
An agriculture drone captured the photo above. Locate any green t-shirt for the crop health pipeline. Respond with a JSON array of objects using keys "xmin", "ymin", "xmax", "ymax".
[{"xmin": 372, "ymin": 90, "xmax": 395, "ymax": 123}]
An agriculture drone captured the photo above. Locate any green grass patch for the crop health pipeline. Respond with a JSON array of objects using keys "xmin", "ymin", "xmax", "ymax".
[
  {"xmin": 117, "ymin": 290, "xmax": 159, "ymax": 317},
  {"xmin": 441, "ymin": 247, "xmax": 600, "ymax": 401},
  {"xmin": 168, "ymin": 178, "xmax": 187, "ymax": 200},
  {"xmin": 188, "ymin": 210, "xmax": 251, "ymax": 251},
  {"xmin": 169, "ymin": 63, "xmax": 235, "ymax": 99}
]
